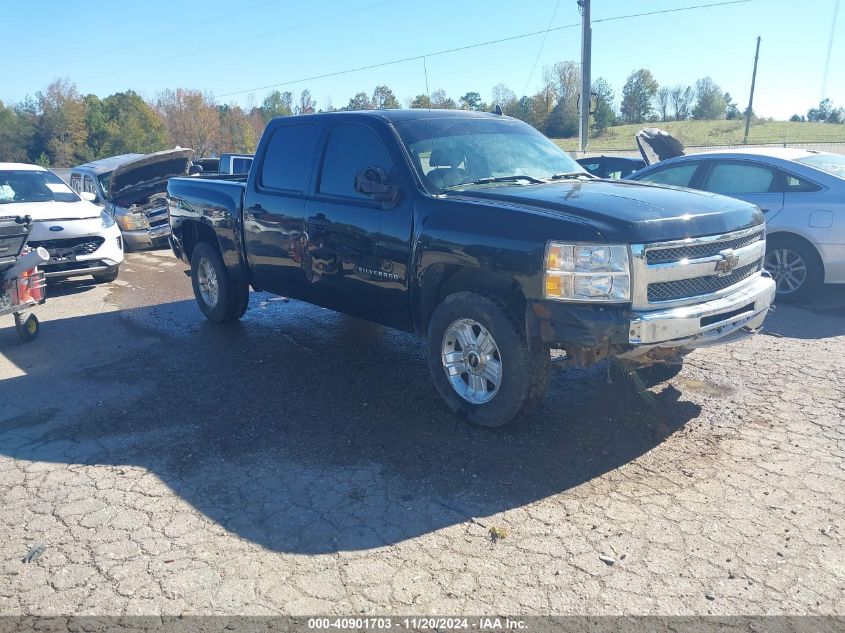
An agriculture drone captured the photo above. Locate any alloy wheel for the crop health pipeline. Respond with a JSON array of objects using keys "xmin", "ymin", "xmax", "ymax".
[{"xmin": 441, "ymin": 318, "xmax": 503, "ymax": 404}]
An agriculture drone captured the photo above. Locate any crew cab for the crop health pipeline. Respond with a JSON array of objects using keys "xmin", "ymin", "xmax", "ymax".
[{"xmin": 167, "ymin": 110, "xmax": 775, "ymax": 427}]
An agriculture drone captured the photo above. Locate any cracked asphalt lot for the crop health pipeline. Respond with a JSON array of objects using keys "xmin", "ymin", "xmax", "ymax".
[{"xmin": 0, "ymin": 249, "xmax": 843, "ymax": 616}]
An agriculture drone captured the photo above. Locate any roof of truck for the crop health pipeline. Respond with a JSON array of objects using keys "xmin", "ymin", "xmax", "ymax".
[{"xmin": 273, "ymin": 109, "xmax": 506, "ymax": 124}]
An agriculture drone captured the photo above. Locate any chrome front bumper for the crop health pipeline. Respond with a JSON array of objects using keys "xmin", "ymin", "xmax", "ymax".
[{"xmin": 620, "ymin": 273, "xmax": 776, "ymax": 358}]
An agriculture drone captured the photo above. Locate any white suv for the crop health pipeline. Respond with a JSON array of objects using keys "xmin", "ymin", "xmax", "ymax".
[{"xmin": 0, "ymin": 163, "xmax": 124, "ymax": 282}]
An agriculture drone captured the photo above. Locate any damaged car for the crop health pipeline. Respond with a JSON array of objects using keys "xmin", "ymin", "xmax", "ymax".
[{"xmin": 68, "ymin": 149, "xmax": 194, "ymax": 250}]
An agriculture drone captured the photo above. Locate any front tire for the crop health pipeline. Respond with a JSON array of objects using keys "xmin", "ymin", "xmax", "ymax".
[
  {"xmin": 427, "ymin": 292, "xmax": 550, "ymax": 428},
  {"xmin": 764, "ymin": 236, "xmax": 823, "ymax": 301},
  {"xmin": 92, "ymin": 268, "xmax": 119, "ymax": 283},
  {"xmin": 190, "ymin": 241, "xmax": 249, "ymax": 323}
]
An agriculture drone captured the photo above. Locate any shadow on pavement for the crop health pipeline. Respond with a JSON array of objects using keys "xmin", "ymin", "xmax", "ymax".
[
  {"xmin": 763, "ymin": 285, "xmax": 845, "ymax": 340},
  {"xmin": 2, "ymin": 296, "xmax": 704, "ymax": 554}
]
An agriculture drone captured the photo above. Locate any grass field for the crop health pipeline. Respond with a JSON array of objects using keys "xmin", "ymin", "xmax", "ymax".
[{"xmin": 553, "ymin": 119, "xmax": 845, "ymax": 151}]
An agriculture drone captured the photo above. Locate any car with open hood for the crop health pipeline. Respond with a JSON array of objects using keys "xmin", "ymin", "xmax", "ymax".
[
  {"xmin": 0, "ymin": 163, "xmax": 124, "ymax": 282},
  {"xmin": 67, "ymin": 148, "xmax": 194, "ymax": 250}
]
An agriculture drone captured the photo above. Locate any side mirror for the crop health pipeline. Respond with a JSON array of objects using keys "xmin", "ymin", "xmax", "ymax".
[
  {"xmin": 80, "ymin": 191, "xmax": 98, "ymax": 203},
  {"xmin": 354, "ymin": 166, "xmax": 400, "ymax": 208},
  {"xmin": 189, "ymin": 164, "xmax": 203, "ymax": 176}
]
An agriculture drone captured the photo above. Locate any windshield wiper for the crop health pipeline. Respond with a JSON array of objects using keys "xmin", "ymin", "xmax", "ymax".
[
  {"xmin": 549, "ymin": 171, "xmax": 596, "ymax": 180},
  {"xmin": 472, "ymin": 175, "xmax": 546, "ymax": 185}
]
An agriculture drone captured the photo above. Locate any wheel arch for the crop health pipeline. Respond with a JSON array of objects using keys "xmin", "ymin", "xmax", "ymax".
[
  {"xmin": 766, "ymin": 230, "xmax": 826, "ymax": 281},
  {"xmin": 416, "ymin": 264, "xmax": 528, "ymax": 334}
]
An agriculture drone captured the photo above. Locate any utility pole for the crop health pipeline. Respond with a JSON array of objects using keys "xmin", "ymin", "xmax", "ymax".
[
  {"xmin": 578, "ymin": 0, "xmax": 591, "ymax": 153},
  {"xmin": 743, "ymin": 36, "xmax": 761, "ymax": 145}
]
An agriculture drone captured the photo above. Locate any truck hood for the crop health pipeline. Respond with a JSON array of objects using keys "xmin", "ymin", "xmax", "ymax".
[
  {"xmin": 108, "ymin": 148, "xmax": 194, "ymax": 200},
  {"xmin": 452, "ymin": 179, "xmax": 763, "ymax": 243},
  {"xmin": 0, "ymin": 199, "xmax": 100, "ymax": 222}
]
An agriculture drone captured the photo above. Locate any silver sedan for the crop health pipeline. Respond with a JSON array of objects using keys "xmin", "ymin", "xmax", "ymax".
[{"xmin": 627, "ymin": 148, "xmax": 845, "ymax": 300}]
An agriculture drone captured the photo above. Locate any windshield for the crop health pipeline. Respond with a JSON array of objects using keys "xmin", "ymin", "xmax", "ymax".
[
  {"xmin": 98, "ymin": 172, "xmax": 112, "ymax": 196},
  {"xmin": 0, "ymin": 169, "xmax": 81, "ymax": 204},
  {"xmin": 795, "ymin": 153, "xmax": 845, "ymax": 179},
  {"xmin": 393, "ymin": 116, "xmax": 585, "ymax": 194}
]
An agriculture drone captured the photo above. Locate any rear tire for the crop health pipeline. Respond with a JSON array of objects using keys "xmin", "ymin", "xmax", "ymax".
[
  {"xmin": 764, "ymin": 236, "xmax": 823, "ymax": 302},
  {"xmin": 190, "ymin": 241, "xmax": 249, "ymax": 323},
  {"xmin": 427, "ymin": 292, "xmax": 550, "ymax": 428}
]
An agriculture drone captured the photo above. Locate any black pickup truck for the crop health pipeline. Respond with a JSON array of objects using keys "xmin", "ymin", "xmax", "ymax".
[{"xmin": 167, "ymin": 110, "xmax": 775, "ymax": 427}]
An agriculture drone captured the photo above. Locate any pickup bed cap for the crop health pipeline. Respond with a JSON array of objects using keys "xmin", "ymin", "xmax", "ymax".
[{"xmin": 453, "ymin": 179, "xmax": 763, "ymax": 243}]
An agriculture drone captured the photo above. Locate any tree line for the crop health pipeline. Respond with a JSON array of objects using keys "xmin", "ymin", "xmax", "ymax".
[{"xmin": 1, "ymin": 65, "xmax": 841, "ymax": 167}]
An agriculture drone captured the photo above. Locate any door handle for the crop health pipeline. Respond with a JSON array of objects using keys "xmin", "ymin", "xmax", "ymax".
[{"xmin": 760, "ymin": 208, "xmax": 770, "ymax": 213}]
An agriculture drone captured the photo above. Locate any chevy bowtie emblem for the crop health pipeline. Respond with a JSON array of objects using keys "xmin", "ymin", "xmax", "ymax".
[{"xmin": 714, "ymin": 248, "xmax": 740, "ymax": 276}]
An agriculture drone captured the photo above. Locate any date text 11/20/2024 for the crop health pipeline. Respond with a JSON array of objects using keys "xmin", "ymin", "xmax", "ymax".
[{"xmin": 307, "ymin": 617, "xmax": 527, "ymax": 630}]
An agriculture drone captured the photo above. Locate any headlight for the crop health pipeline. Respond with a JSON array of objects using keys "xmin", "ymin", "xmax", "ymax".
[
  {"xmin": 544, "ymin": 242, "xmax": 631, "ymax": 302},
  {"xmin": 116, "ymin": 213, "xmax": 148, "ymax": 231},
  {"xmin": 100, "ymin": 210, "xmax": 115, "ymax": 229}
]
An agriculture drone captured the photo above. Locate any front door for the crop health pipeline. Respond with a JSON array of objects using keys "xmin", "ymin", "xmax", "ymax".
[{"xmin": 304, "ymin": 122, "xmax": 406, "ymax": 323}]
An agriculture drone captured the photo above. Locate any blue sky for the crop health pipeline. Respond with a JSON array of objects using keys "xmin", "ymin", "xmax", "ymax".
[{"xmin": 2, "ymin": 0, "xmax": 842, "ymax": 121}]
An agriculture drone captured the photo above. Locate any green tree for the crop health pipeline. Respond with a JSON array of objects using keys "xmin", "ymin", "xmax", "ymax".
[
  {"xmin": 345, "ymin": 91, "xmax": 373, "ymax": 111},
  {"xmin": 724, "ymin": 92, "xmax": 741, "ymax": 119},
  {"xmin": 259, "ymin": 91, "xmax": 293, "ymax": 122},
  {"xmin": 669, "ymin": 84, "xmax": 694, "ymax": 120},
  {"xmin": 807, "ymin": 98, "xmax": 844, "ymax": 123},
  {"xmin": 371, "ymin": 85, "xmax": 400, "ymax": 110},
  {"xmin": 490, "ymin": 83, "xmax": 517, "ymax": 114},
  {"xmin": 218, "ymin": 104, "xmax": 256, "ymax": 153},
  {"xmin": 430, "ymin": 89, "xmax": 456, "ymax": 109},
  {"xmin": 296, "ymin": 89, "xmax": 316, "ymax": 114},
  {"xmin": 655, "ymin": 86, "xmax": 671, "ymax": 121},
  {"xmin": 0, "ymin": 100, "xmax": 35, "ymax": 162},
  {"xmin": 101, "ymin": 91, "xmax": 168, "ymax": 156},
  {"xmin": 591, "ymin": 77, "xmax": 617, "ymax": 133},
  {"xmin": 459, "ymin": 92, "xmax": 484, "ymax": 111},
  {"xmin": 156, "ymin": 88, "xmax": 220, "ymax": 157},
  {"xmin": 409, "ymin": 94, "xmax": 431, "ymax": 109},
  {"xmin": 543, "ymin": 61, "xmax": 580, "ymax": 136},
  {"xmin": 692, "ymin": 77, "xmax": 726, "ymax": 119},
  {"xmin": 620, "ymin": 69, "xmax": 658, "ymax": 124},
  {"xmin": 36, "ymin": 79, "xmax": 89, "ymax": 167}
]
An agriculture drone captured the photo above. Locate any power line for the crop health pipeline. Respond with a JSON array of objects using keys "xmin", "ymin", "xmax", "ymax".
[
  {"xmin": 81, "ymin": 0, "xmax": 400, "ymax": 85},
  {"xmin": 521, "ymin": 0, "xmax": 562, "ymax": 97},
  {"xmin": 217, "ymin": 22, "xmax": 582, "ymax": 98},
  {"xmin": 7, "ymin": 0, "xmax": 283, "ymax": 83},
  {"xmin": 216, "ymin": 0, "xmax": 755, "ymax": 99},
  {"xmin": 821, "ymin": 0, "xmax": 841, "ymax": 99},
  {"xmin": 592, "ymin": 0, "xmax": 753, "ymax": 24}
]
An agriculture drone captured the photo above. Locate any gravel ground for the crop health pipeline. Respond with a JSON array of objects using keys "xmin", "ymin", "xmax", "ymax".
[{"xmin": 0, "ymin": 250, "xmax": 843, "ymax": 617}]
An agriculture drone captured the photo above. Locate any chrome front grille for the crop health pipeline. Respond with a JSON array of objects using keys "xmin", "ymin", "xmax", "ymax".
[
  {"xmin": 646, "ymin": 230, "xmax": 764, "ymax": 265},
  {"xmin": 647, "ymin": 261, "xmax": 761, "ymax": 302},
  {"xmin": 145, "ymin": 207, "xmax": 169, "ymax": 228},
  {"xmin": 631, "ymin": 225, "xmax": 766, "ymax": 310}
]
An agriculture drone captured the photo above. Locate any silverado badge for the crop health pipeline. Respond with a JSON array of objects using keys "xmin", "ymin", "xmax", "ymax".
[{"xmin": 714, "ymin": 248, "xmax": 740, "ymax": 276}]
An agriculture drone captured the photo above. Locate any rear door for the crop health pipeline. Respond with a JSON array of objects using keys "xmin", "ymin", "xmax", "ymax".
[
  {"xmin": 243, "ymin": 119, "xmax": 323, "ymax": 297},
  {"xmin": 699, "ymin": 159, "xmax": 785, "ymax": 219},
  {"xmin": 304, "ymin": 121, "xmax": 411, "ymax": 325}
]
